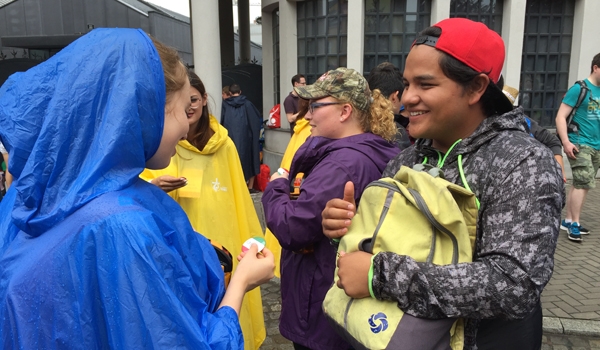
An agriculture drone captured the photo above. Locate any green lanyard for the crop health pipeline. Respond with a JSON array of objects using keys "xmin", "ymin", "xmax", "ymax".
[{"xmin": 422, "ymin": 139, "xmax": 480, "ymax": 209}]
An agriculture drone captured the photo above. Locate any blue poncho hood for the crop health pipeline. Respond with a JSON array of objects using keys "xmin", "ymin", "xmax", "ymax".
[
  {"xmin": 0, "ymin": 29, "xmax": 244, "ymax": 349},
  {"xmin": 0, "ymin": 28, "xmax": 164, "ymax": 236}
]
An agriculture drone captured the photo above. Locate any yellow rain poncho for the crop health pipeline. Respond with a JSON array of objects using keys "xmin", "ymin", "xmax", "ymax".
[
  {"xmin": 141, "ymin": 116, "xmax": 265, "ymax": 349},
  {"xmin": 265, "ymin": 118, "xmax": 312, "ymax": 277}
]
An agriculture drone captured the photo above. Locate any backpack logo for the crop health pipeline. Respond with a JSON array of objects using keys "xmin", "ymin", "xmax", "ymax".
[{"xmin": 368, "ymin": 312, "xmax": 388, "ymax": 333}]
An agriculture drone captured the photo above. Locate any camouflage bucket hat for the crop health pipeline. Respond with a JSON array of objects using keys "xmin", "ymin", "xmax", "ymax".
[{"xmin": 294, "ymin": 67, "xmax": 372, "ymax": 112}]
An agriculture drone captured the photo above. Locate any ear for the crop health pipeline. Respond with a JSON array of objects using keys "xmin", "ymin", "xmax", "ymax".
[
  {"xmin": 388, "ymin": 91, "xmax": 400, "ymax": 102},
  {"xmin": 202, "ymin": 93, "xmax": 208, "ymax": 106},
  {"xmin": 339, "ymin": 103, "xmax": 353, "ymax": 122},
  {"xmin": 468, "ymin": 74, "xmax": 489, "ymax": 106}
]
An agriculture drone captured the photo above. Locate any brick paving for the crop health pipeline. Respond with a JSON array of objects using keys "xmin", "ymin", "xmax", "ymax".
[
  {"xmin": 251, "ymin": 182, "xmax": 600, "ymax": 349},
  {"xmin": 542, "ymin": 185, "xmax": 600, "ymax": 321}
]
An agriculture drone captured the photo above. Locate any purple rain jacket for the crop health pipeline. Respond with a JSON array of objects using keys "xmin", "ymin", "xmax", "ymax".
[{"xmin": 262, "ymin": 133, "xmax": 400, "ymax": 350}]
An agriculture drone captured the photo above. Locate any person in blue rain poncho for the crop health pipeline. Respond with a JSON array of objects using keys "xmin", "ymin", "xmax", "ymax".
[{"xmin": 0, "ymin": 28, "xmax": 274, "ymax": 349}]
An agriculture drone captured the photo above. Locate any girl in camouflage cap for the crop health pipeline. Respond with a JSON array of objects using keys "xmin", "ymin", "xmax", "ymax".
[{"xmin": 262, "ymin": 67, "xmax": 400, "ymax": 350}]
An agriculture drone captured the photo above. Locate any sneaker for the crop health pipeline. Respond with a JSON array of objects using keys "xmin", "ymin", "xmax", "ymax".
[
  {"xmin": 568, "ymin": 222, "xmax": 583, "ymax": 242},
  {"xmin": 560, "ymin": 220, "xmax": 590, "ymax": 235}
]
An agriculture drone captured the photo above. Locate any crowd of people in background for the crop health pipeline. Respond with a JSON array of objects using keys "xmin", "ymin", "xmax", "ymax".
[{"xmin": 1, "ymin": 16, "xmax": 599, "ymax": 350}]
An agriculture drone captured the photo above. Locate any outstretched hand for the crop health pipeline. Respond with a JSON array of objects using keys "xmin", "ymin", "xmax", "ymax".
[
  {"xmin": 149, "ymin": 175, "xmax": 187, "ymax": 193},
  {"xmin": 322, "ymin": 181, "xmax": 356, "ymax": 239}
]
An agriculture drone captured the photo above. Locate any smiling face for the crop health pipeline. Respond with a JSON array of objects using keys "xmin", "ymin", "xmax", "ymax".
[
  {"xmin": 187, "ymin": 86, "xmax": 207, "ymax": 129},
  {"xmin": 401, "ymin": 45, "xmax": 485, "ymax": 151},
  {"xmin": 146, "ymin": 79, "xmax": 191, "ymax": 169}
]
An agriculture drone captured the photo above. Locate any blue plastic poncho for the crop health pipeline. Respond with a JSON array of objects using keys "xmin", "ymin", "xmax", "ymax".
[{"xmin": 0, "ymin": 28, "xmax": 243, "ymax": 349}]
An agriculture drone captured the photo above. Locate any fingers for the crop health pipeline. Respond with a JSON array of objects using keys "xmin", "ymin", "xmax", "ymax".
[
  {"xmin": 260, "ymin": 247, "xmax": 273, "ymax": 258},
  {"xmin": 245, "ymin": 243, "xmax": 258, "ymax": 257},
  {"xmin": 334, "ymin": 251, "xmax": 372, "ymax": 298},
  {"xmin": 565, "ymin": 144, "xmax": 578, "ymax": 160},
  {"xmin": 342, "ymin": 181, "xmax": 356, "ymax": 207},
  {"xmin": 157, "ymin": 177, "xmax": 187, "ymax": 193},
  {"xmin": 322, "ymin": 199, "xmax": 354, "ymax": 239},
  {"xmin": 323, "ymin": 227, "xmax": 348, "ymax": 240}
]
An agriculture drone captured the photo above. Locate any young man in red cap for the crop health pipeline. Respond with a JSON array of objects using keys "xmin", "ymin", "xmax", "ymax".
[{"xmin": 322, "ymin": 18, "xmax": 564, "ymax": 349}]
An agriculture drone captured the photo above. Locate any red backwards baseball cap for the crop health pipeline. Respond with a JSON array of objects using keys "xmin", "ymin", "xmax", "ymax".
[
  {"xmin": 413, "ymin": 18, "xmax": 513, "ymax": 114},
  {"xmin": 416, "ymin": 18, "xmax": 505, "ymax": 83}
]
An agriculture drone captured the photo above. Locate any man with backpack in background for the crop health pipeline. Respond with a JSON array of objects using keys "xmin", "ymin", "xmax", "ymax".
[
  {"xmin": 322, "ymin": 18, "xmax": 564, "ymax": 349},
  {"xmin": 556, "ymin": 53, "xmax": 600, "ymax": 242},
  {"xmin": 283, "ymin": 74, "xmax": 306, "ymax": 135}
]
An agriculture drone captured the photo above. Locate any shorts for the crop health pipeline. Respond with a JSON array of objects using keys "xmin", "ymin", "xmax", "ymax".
[{"xmin": 568, "ymin": 145, "xmax": 600, "ymax": 189}]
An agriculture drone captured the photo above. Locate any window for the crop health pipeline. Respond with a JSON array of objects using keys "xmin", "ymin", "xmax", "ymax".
[
  {"xmin": 297, "ymin": 0, "xmax": 348, "ymax": 83},
  {"xmin": 450, "ymin": 0, "xmax": 503, "ymax": 34},
  {"xmin": 520, "ymin": 0, "xmax": 574, "ymax": 127},
  {"xmin": 273, "ymin": 9, "xmax": 280, "ymax": 103},
  {"xmin": 363, "ymin": 0, "xmax": 431, "ymax": 74}
]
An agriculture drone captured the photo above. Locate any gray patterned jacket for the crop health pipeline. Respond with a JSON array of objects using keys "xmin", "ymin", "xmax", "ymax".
[{"xmin": 375, "ymin": 108, "xmax": 565, "ymax": 349}]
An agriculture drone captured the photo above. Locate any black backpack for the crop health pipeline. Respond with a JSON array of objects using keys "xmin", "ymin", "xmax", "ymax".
[{"xmin": 565, "ymin": 80, "xmax": 590, "ymax": 134}]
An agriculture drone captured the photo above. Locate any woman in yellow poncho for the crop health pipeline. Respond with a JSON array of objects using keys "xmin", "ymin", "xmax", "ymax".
[
  {"xmin": 264, "ymin": 98, "xmax": 311, "ymax": 277},
  {"xmin": 141, "ymin": 72, "xmax": 266, "ymax": 350}
]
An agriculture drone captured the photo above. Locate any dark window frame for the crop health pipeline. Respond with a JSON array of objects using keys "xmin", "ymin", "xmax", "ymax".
[
  {"xmin": 519, "ymin": 0, "xmax": 575, "ymax": 127},
  {"xmin": 363, "ymin": 0, "xmax": 431, "ymax": 75},
  {"xmin": 450, "ymin": 0, "xmax": 504, "ymax": 34},
  {"xmin": 297, "ymin": 0, "xmax": 349, "ymax": 83}
]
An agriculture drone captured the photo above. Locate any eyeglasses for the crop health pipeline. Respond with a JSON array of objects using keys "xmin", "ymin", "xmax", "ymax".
[
  {"xmin": 309, "ymin": 101, "xmax": 343, "ymax": 114},
  {"xmin": 190, "ymin": 96, "xmax": 203, "ymax": 109}
]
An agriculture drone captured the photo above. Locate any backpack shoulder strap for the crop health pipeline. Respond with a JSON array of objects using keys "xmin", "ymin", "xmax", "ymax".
[{"xmin": 566, "ymin": 80, "xmax": 590, "ymax": 128}]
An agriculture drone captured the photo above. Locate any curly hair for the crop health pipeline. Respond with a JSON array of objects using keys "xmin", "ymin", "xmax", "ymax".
[{"xmin": 338, "ymin": 89, "xmax": 397, "ymax": 142}]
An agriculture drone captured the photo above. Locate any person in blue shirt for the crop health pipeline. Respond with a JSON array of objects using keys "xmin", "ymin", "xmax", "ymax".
[
  {"xmin": 0, "ymin": 28, "xmax": 274, "ymax": 349},
  {"xmin": 555, "ymin": 53, "xmax": 600, "ymax": 242}
]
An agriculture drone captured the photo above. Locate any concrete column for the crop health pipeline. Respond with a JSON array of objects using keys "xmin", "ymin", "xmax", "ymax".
[
  {"xmin": 430, "ymin": 0, "xmax": 450, "ymax": 24},
  {"xmin": 238, "ymin": 0, "xmax": 251, "ymax": 63},
  {"xmin": 569, "ymin": 0, "xmax": 600, "ymax": 82},
  {"xmin": 501, "ymin": 0, "xmax": 527, "ymax": 89},
  {"xmin": 219, "ymin": 0, "xmax": 236, "ymax": 67},
  {"xmin": 261, "ymin": 9, "xmax": 275, "ymax": 116},
  {"xmin": 190, "ymin": 0, "xmax": 223, "ymax": 120},
  {"xmin": 346, "ymin": 0, "xmax": 364, "ymax": 72},
  {"xmin": 279, "ymin": 0, "xmax": 297, "ymax": 131}
]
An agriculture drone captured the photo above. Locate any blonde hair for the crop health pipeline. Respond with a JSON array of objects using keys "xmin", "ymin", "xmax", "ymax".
[
  {"xmin": 339, "ymin": 89, "xmax": 397, "ymax": 141},
  {"xmin": 151, "ymin": 36, "xmax": 188, "ymax": 102}
]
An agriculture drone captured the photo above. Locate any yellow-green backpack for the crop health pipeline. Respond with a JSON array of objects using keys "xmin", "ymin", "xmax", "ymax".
[{"xmin": 323, "ymin": 165, "xmax": 478, "ymax": 350}]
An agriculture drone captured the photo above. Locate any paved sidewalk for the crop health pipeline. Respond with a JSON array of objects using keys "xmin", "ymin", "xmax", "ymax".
[
  {"xmin": 251, "ymin": 183, "xmax": 600, "ymax": 348},
  {"xmin": 541, "ymin": 184, "xmax": 600, "ymax": 337}
]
